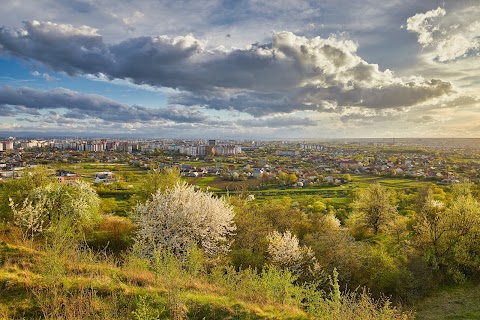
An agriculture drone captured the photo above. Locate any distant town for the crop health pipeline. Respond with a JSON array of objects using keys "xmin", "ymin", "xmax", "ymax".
[{"xmin": 2, "ymin": 137, "xmax": 480, "ymax": 185}]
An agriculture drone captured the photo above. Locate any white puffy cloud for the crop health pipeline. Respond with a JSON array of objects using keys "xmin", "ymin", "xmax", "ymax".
[
  {"xmin": 31, "ymin": 71, "xmax": 57, "ymax": 81},
  {"xmin": 406, "ymin": 6, "xmax": 480, "ymax": 62},
  {"xmin": 406, "ymin": 7, "xmax": 446, "ymax": 46}
]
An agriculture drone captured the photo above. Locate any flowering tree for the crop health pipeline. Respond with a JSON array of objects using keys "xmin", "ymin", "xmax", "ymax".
[
  {"xmin": 1, "ymin": 165, "xmax": 54, "ymax": 220},
  {"xmin": 267, "ymin": 230, "xmax": 315, "ymax": 278},
  {"xmin": 134, "ymin": 182, "xmax": 236, "ymax": 257},
  {"xmin": 10, "ymin": 197, "xmax": 47, "ymax": 243},
  {"xmin": 10, "ymin": 181, "xmax": 101, "ymax": 239}
]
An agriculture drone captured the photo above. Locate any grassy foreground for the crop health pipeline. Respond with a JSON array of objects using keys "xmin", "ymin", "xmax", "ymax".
[
  {"xmin": 0, "ymin": 236, "xmax": 307, "ymax": 319},
  {"xmin": 0, "ymin": 222, "xmax": 412, "ymax": 320}
]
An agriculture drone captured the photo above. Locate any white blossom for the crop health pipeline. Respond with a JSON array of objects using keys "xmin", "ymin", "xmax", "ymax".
[
  {"xmin": 134, "ymin": 182, "xmax": 236, "ymax": 257},
  {"xmin": 10, "ymin": 180, "xmax": 100, "ymax": 236},
  {"xmin": 267, "ymin": 230, "xmax": 315, "ymax": 277},
  {"xmin": 10, "ymin": 197, "xmax": 46, "ymax": 241}
]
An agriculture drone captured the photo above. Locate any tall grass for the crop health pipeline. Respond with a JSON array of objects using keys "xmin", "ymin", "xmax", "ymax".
[{"xmin": 1, "ymin": 218, "xmax": 413, "ymax": 319}]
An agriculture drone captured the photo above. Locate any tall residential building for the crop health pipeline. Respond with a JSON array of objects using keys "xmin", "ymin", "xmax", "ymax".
[{"xmin": 4, "ymin": 140, "xmax": 14, "ymax": 150}]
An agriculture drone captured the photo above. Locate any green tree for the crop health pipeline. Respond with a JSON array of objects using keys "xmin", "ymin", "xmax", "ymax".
[
  {"xmin": 310, "ymin": 201, "xmax": 327, "ymax": 213},
  {"xmin": 257, "ymin": 197, "xmax": 312, "ymax": 239},
  {"xmin": 349, "ymin": 184, "xmax": 397, "ymax": 235},
  {"xmin": 288, "ymin": 173, "xmax": 298, "ymax": 185},
  {"xmin": 229, "ymin": 197, "xmax": 273, "ymax": 270},
  {"xmin": 136, "ymin": 167, "xmax": 180, "ymax": 202},
  {"xmin": 415, "ymin": 185, "xmax": 446, "ymax": 262},
  {"xmin": 122, "ymin": 171, "xmax": 135, "ymax": 182},
  {"xmin": 100, "ymin": 197, "xmax": 119, "ymax": 214},
  {"xmin": 415, "ymin": 182, "xmax": 480, "ymax": 279},
  {"xmin": 278, "ymin": 172, "xmax": 289, "ymax": 186}
]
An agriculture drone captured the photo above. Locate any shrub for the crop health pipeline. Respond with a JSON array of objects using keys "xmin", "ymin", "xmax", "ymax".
[{"xmin": 266, "ymin": 230, "xmax": 316, "ymax": 280}]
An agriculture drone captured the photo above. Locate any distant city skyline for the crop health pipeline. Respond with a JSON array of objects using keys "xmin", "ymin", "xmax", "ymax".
[{"xmin": 1, "ymin": 1, "xmax": 479, "ymax": 139}]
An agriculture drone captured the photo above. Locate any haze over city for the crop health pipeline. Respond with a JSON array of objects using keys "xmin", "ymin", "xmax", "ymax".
[{"xmin": 0, "ymin": 0, "xmax": 479, "ymax": 139}]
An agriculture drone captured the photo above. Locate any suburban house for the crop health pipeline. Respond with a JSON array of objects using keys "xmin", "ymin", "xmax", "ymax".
[{"xmin": 94, "ymin": 171, "xmax": 115, "ymax": 184}]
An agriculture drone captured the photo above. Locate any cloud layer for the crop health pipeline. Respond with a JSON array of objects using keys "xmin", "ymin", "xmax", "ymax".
[
  {"xmin": 0, "ymin": 20, "xmax": 453, "ymax": 117},
  {"xmin": 0, "ymin": 85, "xmax": 206, "ymax": 123},
  {"xmin": 1, "ymin": 2, "xmax": 479, "ymax": 139},
  {"xmin": 0, "ymin": 85, "xmax": 317, "ymax": 135}
]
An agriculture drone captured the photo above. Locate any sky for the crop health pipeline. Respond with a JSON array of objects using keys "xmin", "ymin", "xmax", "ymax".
[{"xmin": 0, "ymin": 0, "xmax": 479, "ymax": 139}]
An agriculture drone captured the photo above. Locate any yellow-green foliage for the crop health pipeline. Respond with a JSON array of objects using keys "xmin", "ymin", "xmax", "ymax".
[
  {"xmin": 0, "ymin": 166, "xmax": 55, "ymax": 220},
  {"xmin": 135, "ymin": 167, "xmax": 181, "ymax": 203},
  {"xmin": 9, "ymin": 172, "xmax": 480, "ymax": 319},
  {"xmin": 0, "ymin": 228, "xmax": 411, "ymax": 319},
  {"xmin": 85, "ymin": 215, "xmax": 135, "ymax": 254}
]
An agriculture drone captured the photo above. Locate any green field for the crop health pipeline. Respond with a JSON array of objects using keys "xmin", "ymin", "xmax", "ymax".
[
  {"xmin": 46, "ymin": 163, "xmax": 437, "ymax": 215},
  {"xmin": 349, "ymin": 175, "xmax": 428, "ymax": 189}
]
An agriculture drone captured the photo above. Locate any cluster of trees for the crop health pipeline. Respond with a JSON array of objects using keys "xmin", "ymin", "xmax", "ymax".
[
  {"xmin": 2, "ymin": 166, "xmax": 480, "ymax": 318},
  {"xmin": 228, "ymin": 181, "xmax": 480, "ymax": 301},
  {"xmin": 129, "ymin": 170, "xmax": 480, "ymax": 300}
]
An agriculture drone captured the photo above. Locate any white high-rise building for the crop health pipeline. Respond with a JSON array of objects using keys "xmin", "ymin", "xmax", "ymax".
[{"xmin": 4, "ymin": 140, "xmax": 13, "ymax": 150}]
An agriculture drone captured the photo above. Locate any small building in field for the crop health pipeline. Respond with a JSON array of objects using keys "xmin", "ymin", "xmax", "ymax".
[{"xmin": 94, "ymin": 171, "xmax": 115, "ymax": 184}]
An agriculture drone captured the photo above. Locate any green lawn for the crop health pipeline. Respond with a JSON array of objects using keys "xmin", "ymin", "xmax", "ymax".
[
  {"xmin": 350, "ymin": 175, "xmax": 427, "ymax": 189},
  {"xmin": 185, "ymin": 176, "xmax": 220, "ymax": 190}
]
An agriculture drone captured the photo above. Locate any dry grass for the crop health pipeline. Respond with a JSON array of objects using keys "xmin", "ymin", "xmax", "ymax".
[
  {"xmin": 0, "ymin": 226, "xmax": 412, "ymax": 320},
  {"xmin": 0, "ymin": 224, "xmax": 27, "ymax": 246}
]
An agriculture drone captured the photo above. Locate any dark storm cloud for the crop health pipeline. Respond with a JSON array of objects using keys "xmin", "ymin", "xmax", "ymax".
[
  {"xmin": 0, "ymin": 21, "xmax": 110, "ymax": 75},
  {"xmin": 0, "ymin": 85, "xmax": 207, "ymax": 123},
  {"xmin": 0, "ymin": 21, "xmax": 454, "ymax": 116},
  {"xmin": 15, "ymin": 105, "xmax": 41, "ymax": 115},
  {"xmin": 173, "ymin": 78, "xmax": 452, "ymax": 116},
  {"xmin": 302, "ymin": 79, "xmax": 452, "ymax": 109},
  {"xmin": 171, "ymin": 91, "xmax": 315, "ymax": 117},
  {"xmin": 0, "ymin": 104, "xmax": 18, "ymax": 116}
]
